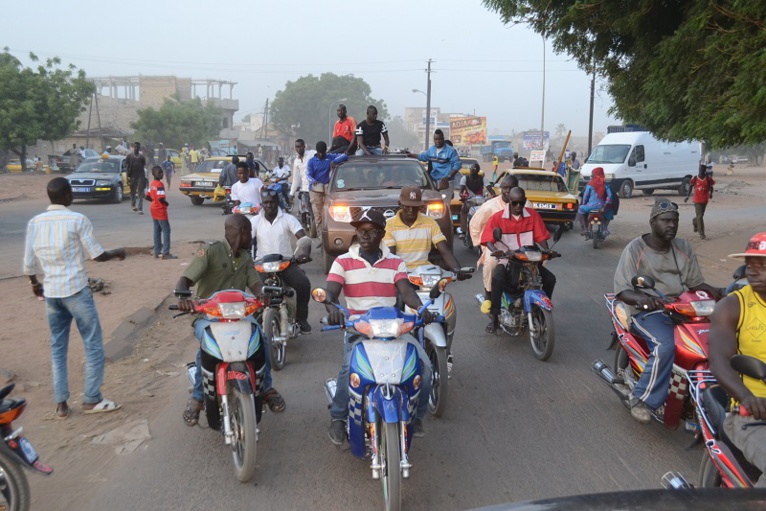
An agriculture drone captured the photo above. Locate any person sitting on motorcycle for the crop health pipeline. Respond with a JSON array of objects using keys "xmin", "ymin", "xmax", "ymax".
[
  {"xmin": 459, "ymin": 163, "xmax": 486, "ymax": 239},
  {"xmin": 250, "ymin": 190, "xmax": 312, "ymax": 334},
  {"xmin": 708, "ymin": 232, "xmax": 766, "ymax": 486},
  {"xmin": 613, "ymin": 199, "xmax": 722, "ymax": 423},
  {"xmin": 176, "ymin": 214, "xmax": 285, "ymax": 426},
  {"xmin": 481, "ymin": 187, "xmax": 555, "ymax": 334},
  {"xmin": 575, "ymin": 167, "xmax": 614, "ymax": 235},
  {"xmin": 325, "ymin": 208, "xmax": 434, "ymax": 444},
  {"xmin": 270, "ymin": 157, "xmax": 291, "ymax": 206}
]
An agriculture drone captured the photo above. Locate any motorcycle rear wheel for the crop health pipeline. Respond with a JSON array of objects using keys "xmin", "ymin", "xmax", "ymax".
[
  {"xmin": 0, "ymin": 447, "xmax": 31, "ymax": 511},
  {"xmin": 229, "ymin": 388, "xmax": 258, "ymax": 483},
  {"xmin": 426, "ymin": 343, "xmax": 449, "ymax": 417},
  {"xmin": 698, "ymin": 455, "xmax": 723, "ymax": 488},
  {"xmin": 381, "ymin": 421, "xmax": 402, "ymax": 511},
  {"xmin": 592, "ymin": 228, "xmax": 601, "ymax": 249},
  {"xmin": 529, "ymin": 306, "xmax": 555, "ymax": 361},
  {"xmin": 263, "ymin": 309, "xmax": 286, "ymax": 371},
  {"xmin": 614, "ymin": 345, "xmax": 632, "ymax": 410}
]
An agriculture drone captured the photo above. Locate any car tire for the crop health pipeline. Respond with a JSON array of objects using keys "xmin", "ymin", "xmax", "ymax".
[
  {"xmin": 677, "ymin": 176, "xmax": 691, "ymax": 197},
  {"xmin": 618, "ymin": 179, "xmax": 634, "ymax": 199},
  {"xmin": 190, "ymin": 196, "xmax": 205, "ymax": 206},
  {"xmin": 110, "ymin": 184, "xmax": 124, "ymax": 203}
]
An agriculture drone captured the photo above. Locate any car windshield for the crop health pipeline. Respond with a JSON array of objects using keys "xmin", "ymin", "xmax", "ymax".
[
  {"xmin": 195, "ymin": 160, "xmax": 227, "ymax": 173},
  {"xmin": 587, "ymin": 144, "xmax": 631, "ymax": 164},
  {"xmin": 460, "ymin": 159, "xmax": 479, "ymax": 170},
  {"xmin": 331, "ymin": 160, "xmax": 431, "ymax": 191},
  {"xmin": 517, "ymin": 174, "xmax": 569, "ymax": 193},
  {"xmin": 75, "ymin": 161, "xmax": 121, "ymax": 173}
]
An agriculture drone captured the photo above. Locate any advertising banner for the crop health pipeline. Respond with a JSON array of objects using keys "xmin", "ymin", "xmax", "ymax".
[
  {"xmin": 522, "ymin": 130, "xmax": 550, "ymax": 151},
  {"xmin": 449, "ymin": 116, "xmax": 487, "ymax": 146}
]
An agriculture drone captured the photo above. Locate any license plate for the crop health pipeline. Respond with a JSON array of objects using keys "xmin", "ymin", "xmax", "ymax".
[
  {"xmin": 19, "ymin": 437, "xmax": 39, "ymax": 463},
  {"xmin": 196, "ymin": 181, "xmax": 214, "ymax": 187},
  {"xmin": 533, "ymin": 202, "xmax": 557, "ymax": 210},
  {"xmin": 72, "ymin": 187, "xmax": 90, "ymax": 193}
]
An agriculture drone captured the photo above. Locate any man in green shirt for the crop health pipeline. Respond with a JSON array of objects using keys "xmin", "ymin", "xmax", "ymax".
[{"xmin": 176, "ymin": 215, "xmax": 285, "ymax": 426}]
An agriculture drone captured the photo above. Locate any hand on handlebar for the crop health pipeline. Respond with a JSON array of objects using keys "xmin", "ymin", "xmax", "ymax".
[
  {"xmin": 178, "ymin": 297, "xmax": 195, "ymax": 313},
  {"xmin": 294, "ymin": 254, "xmax": 312, "ymax": 264},
  {"xmin": 741, "ymin": 395, "xmax": 766, "ymax": 420},
  {"xmin": 456, "ymin": 271, "xmax": 473, "ymax": 281},
  {"xmin": 491, "ymin": 250, "xmax": 507, "ymax": 259},
  {"xmin": 420, "ymin": 309, "xmax": 435, "ymax": 325},
  {"xmin": 635, "ymin": 295, "xmax": 663, "ymax": 312},
  {"xmin": 327, "ymin": 309, "xmax": 346, "ymax": 327}
]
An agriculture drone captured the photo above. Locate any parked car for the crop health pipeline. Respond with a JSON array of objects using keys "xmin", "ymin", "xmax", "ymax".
[
  {"xmin": 321, "ymin": 154, "xmax": 453, "ymax": 272},
  {"xmin": 493, "ymin": 168, "xmax": 579, "ymax": 228},
  {"xmin": 65, "ymin": 156, "xmax": 130, "ymax": 203},
  {"xmin": 179, "ymin": 155, "xmax": 268, "ymax": 205},
  {"xmin": 49, "ymin": 149, "xmax": 100, "ymax": 172}
]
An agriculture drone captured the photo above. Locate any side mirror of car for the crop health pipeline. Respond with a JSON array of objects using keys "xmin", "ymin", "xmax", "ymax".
[
  {"xmin": 628, "ymin": 158, "xmax": 636, "ymax": 167},
  {"xmin": 493, "ymin": 227, "xmax": 502, "ymax": 242},
  {"xmin": 730, "ymin": 354, "xmax": 766, "ymax": 382},
  {"xmin": 631, "ymin": 275, "xmax": 656, "ymax": 290}
]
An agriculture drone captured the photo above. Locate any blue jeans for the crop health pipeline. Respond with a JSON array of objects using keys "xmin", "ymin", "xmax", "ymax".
[
  {"xmin": 631, "ymin": 310, "xmax": 675, "ymax": 409},
  {"xmin": 191, "ymin": 317, "xmax": 272, "ymax": 401},
  {"xmin": 45, "ymin": 287, "xmax": 104, "ymax": 405},
  {"xmin": 355, "ymin": 146, "xmax": 384, "ymax": 156},
  {"xmin": 330, "ymin": 332, "xmax": 432, "ymax": 421},
  {"xmin": 152, "ymin": 219, "xmax": 171, "ymax": 256}
]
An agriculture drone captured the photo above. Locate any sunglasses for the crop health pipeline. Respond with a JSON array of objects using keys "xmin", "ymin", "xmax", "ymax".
[
  {"xmin": 262, "ymin": 189, "xmax": 280, "ymax": 198},
  {"xmin": 511, "ymin": 200, "xmax": 526, "ymax": 206},
  {"xmin": 355, "ymin": 228, "xmax": 382, "ymax": 239}
]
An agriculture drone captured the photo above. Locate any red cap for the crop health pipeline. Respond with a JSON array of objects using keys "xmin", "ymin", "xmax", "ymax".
[{"xmin": 729, "ymin": 232, "xmax": 766, "ymax": 259}]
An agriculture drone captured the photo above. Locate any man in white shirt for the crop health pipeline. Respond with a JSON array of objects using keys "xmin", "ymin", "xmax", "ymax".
[
  {"xmin": 250, "ymin": 191, "xmax": 312, "ymax": 333},
  {"xmin": 231, "ymin": 162, "xmax": 264, "ymax": 206},
  {"xmin": 289, "ymin": 139, "xmax": 315, "ymax": 198},
  {"xmin": 271, "ymin": 156, "xmax": 291, "ymax": 206}
]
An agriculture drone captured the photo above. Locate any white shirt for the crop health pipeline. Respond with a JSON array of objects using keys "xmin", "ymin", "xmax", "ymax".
[
  {"xmin": 249, "ymin": 209, "xmax": 303, "ymax": 258},
  {"xmin": 231, "ymin": 177, "xmax": 264, "ymax": 205},
  {"xmin": 23, "ymin": 205, "xmax": 105, "ymax": 298},
  {"xmin": 271, "ymin": 165, "xmax": 291, "ymax": 182},
  {"xmin": 290, "ymin": 149, "xmax": 316, "ymax": 196}
]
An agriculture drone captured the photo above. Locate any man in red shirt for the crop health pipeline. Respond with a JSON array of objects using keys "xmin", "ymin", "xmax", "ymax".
[
  {"xmin": 481, "ymin": 187, "xmax": 554, "ymax": 333},
  {"xmin": 329, "ymin": 104, "xmax": 356, "ymax": 154},
  {"xmin": 684, "ymin": 163, "xmax": 715, "ymax": 240}
]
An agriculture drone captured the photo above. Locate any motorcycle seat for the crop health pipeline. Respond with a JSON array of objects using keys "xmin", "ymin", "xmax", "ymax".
[
  {"xmin": 0, "ymin": 383, "xmax": 14, "ymax": 401},
  {"xmin": 0, "ymin": 397, "xmax": 26, "ymax": 415}
]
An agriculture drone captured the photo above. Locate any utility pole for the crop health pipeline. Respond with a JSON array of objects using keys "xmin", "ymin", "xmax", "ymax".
[
  {"xmin": 95, "ymin": 92, "xmax": 104, "ymax": 152},
  {"xmin": 424, "ymin": 59, "xmax": 433, "ymax": 152},
  {"xmin": 587, "ymin": 65, "xmax": 595, "ymax": 156},
  {"xmin": 262, "ymin": 98, "xmax": 269, "ymax": 140},
  {"xmin": 85, "ymin": 94, "xmax": 93, "ymax": 149},
  {"xmin": 540, "ymin": 36, "xmax": 546, "ymax": 152}
]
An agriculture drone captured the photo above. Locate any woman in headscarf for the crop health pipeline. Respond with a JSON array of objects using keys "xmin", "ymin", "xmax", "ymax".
[{"xmin": 576, "ymin": 167, "xmax": 614, "ymax": 234}]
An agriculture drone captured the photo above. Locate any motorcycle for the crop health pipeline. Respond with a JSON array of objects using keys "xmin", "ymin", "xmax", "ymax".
[
  {"xmin": 458, "ymin": 191, "xmax": 491, "ymax": 253},
  {"xmin": 313, "ymin": 282, "xmax": 446, "ymax": 511},
  {"xmin": 584, "ymin": 209, "xmax": 609, "ymax": 249},
  {"xmin": 232, "ymin": 201, "xmax": 261, "ymax": 217},
  {"xmin": 476, "ymin": 226, "xmax": 562, "ymax": 361},
  {"xmin": 297, "ymin": 191, "xmax": 316, "ymax": 238},
  {"xmin": 405, "ymin": 264, "xmax": 473, "ymax": 417},
  {"xmin": 691, "ymin": 355, "xmax": 765, "ymax": 488},
  {"xmin": 592, "ymin": 275, "xmax": 716, "ymax": 429},
  {"xmin": 254, "ymin": 254, "xmax": 310, "ymax": 371},
  {"xmin": 171, "ymin": 289, "xmax": 265, "ymax": 482},
  {"xmin": 213, "ymin": 186, "xmax": 235, "ymax": 215},
  {"xmin": 0, "ymin": 383, "xmax": 53, "ymax": 511}
]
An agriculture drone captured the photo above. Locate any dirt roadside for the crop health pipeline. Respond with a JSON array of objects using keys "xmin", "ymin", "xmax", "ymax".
[{"xmin": 0, "ymin": 165, "xmax": 763, "ymax": 508}]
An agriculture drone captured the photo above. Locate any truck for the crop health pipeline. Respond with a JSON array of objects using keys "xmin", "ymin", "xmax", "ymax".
[{"xmin": 479, "ymin": 140, "xmax": 514, "ymax": 163}]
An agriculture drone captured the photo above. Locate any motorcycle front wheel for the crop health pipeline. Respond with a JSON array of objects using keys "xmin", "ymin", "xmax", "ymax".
[
  {"xmin": 229, "ymin": 388, "xmax": 257, "ymax": 483},
  {"xmin": 698, "ymin": 454, "xmax": 723, "ymax": 488},
  {"xmin": 381, "ymin": 421, "xmax": 402, "ymax": 511},
  {"xmin": 529, "ymin": 305, "xmax": 555, "ymax": 361},
  {"xmin": 426, "ymin": 343, "xmax": 449, "ymax": 417},
  {"xmin": 263, "ymin": 308, "xmax": 286, "ymax": 371},
  {"xmin": 0, "ymin": 446, "xmax": 31, "ymax": 511}
]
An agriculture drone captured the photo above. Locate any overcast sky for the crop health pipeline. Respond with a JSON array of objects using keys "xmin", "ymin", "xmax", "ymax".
[{"xmin": 5, "ymin": 0, "xmax": 618, "ymax": 139}]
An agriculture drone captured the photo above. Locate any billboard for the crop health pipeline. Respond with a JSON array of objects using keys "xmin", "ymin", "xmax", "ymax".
[
  {"xmin": 449, "ymin": 116, "xmax": 487, "ymax": 146},
  {"xmin": 522, "ymin": 130, "xmax": 550, "ymax": 151}
]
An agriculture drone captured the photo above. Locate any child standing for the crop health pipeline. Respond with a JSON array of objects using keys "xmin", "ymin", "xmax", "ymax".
[
  {"xmin": 161, "ymin": 155, "xmax": 175, "ymax": 188},
  {"xmin": 684, "ymin": 163, "xmax": 715, "ymax": 240},
  {"xmin": 145, "ymin": 166, "xmax": 176, "ymax": 259}
]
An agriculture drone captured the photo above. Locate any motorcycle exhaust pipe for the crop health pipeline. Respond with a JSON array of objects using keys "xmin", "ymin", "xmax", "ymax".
[
  {"xmin": 662, "ymin": 471, "xmax": 693, "ymax": 490},
  {"xmin": 592, "ymin": 360, "xmax": 622, "ymax": 385},
  {"xmin": 324, "ymin": 379, "xmax": 337, "ymax": 404},
  {"xmin": 186, "ymin": 362, "xmax": 196, "ymax": 386}
]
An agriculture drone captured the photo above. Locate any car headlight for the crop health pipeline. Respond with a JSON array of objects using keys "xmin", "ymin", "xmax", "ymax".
[
  {"xmin": 328, "ymin": 205, "xmax": 352, "ymax": 222},
  {"xmin": 605, "ymin": 173, "xmax": 615, "ymax": 181},
  {"xmin": 426, "ymin": 202, "xmax": 445, "ymax": 219},
  {"xmin": 96, "ymin": 180, "xmax": 111, "ymax": 186}
]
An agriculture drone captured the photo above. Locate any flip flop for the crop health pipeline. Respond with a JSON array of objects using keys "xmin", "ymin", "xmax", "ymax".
[
  {"xmin": 55, "ymin": 402, "xmax": 70, "ymax": 419},
  {"xmin": 83, "ymin": 399, "xmax": 121, "ymax": 414}
]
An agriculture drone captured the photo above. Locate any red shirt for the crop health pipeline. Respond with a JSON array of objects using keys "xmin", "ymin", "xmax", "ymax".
[
  {"xmin": 146, "ymin": 179, "xmax": 168, "ymax": 220},
  {"xmin": 691, "ymin": 175, "xmax": 714, "ymax": 204},
  {"xmin": 333, "ymin": 116, "xmax": 356, "ymax": 143},
  {"xmin": 480, "ymin": 206, "xmax": 550, "ymax": 251}
]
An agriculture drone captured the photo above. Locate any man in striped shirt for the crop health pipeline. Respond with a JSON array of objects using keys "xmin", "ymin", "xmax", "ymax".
[
  {"xmin": 23, "ymin": 178, "xmax": 126, "ymax": 418},
  {"xmin": 324, "ymin": 208, "xmax": 434, "ymax": 444}
]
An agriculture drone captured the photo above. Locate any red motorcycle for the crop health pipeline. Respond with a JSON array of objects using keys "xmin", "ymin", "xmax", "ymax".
[
  {"xmin": 592, "ymin": 275, "xmax": 716, "ymax": 429},
  {"xmin": 1, "ymin": 383, "xmax": 53, "ymax": 511}
]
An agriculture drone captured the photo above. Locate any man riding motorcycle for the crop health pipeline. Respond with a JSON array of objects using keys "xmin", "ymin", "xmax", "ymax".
[
  {"xmin": 613, "ymin": 199, "xmax": 722, "ymax": 423},
  {"xmin": 709, "ymin": 232, "xmax": 766, "ymax": 486},
  {"xmin": 481, "ymin": 187, "xmax": 555, "ymax": 334},
  {"xmin": 324, "ymin": 209, "xmax": 434, "ymax": 444},
  {"xmin": 459, "ymin": 163, "xmax": 486, "ymax": 240},
  {"xmin": 249, "ymin": 190, "xmax": 312, "ymax": 333}
]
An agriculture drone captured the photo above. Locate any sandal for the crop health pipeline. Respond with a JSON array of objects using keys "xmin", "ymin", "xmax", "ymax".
[
  {"xmin": 263, "ymin": 388, "xmax": 286, "ymax": 413},
  {"xmin": 183, "ymin": 398, "xmax": 204, "ymax": 426},
  {"xmin": 56, "ymin": 401, "xmax": 70, "ymax": 419}
]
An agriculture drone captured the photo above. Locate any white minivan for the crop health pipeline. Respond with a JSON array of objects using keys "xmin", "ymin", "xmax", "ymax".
[{"xmin": 580, "ymin": 131, "xmax": 701, "ymax": 198}]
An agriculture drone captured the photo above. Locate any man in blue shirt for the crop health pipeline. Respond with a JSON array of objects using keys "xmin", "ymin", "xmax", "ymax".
[
  {"xmin": 307, "ymin": 141, "xmax": 348, "ymax": 235},
  {"xmin": 406, "ymin": 129, "xmax": 461, "ymax": 190}
]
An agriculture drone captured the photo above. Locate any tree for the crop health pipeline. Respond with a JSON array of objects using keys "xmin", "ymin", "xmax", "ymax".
[
  {"xmin": 482, "ymin": 1, "xmax": 766, "ymax": 148},
  {"xmin": 0, "ymin": 49, "xmax": 95, "ymax": 171},
  {"xmin": 554, "ymin": 123, "xmax": 567, "ymax": 140},
  {"xmin": 270, "ymin": 73, "xmax": 388, "ymax": 144},
  {"xmin": 385, "ymin": 116, "xmax": 420, "ymax": 151},
  {"xmin": 131, "ymin": 96, "xmax": 223, "ymax": 149}
]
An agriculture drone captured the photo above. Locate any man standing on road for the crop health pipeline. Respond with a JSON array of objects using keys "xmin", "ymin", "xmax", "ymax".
[
  {"xmin": 126, "ymin": 142, "xmax": 147, "ymax": 214},
  {"xmin": 614, "ymin": 199, "xmax": 722, "ymax": 423},
  {"xmin": 23, "ymin": 177, "xmax": 125, "ymax": 418},
  {"xmin": 329, "ymin": 104, "xmax": 356, "ymax": 154},
  {"xmin": 355, "ymin": 105, "xmax": 389, "ymax": 156},
  {"xmin": 176, "ymin": 214, "xmax": 286, "ymax": 426},
  {"xmin": 405, "ymin": 129, "xmax": 461, "ymax": 190},
  {"xmin": 189, "ymin": 146, "xmax": 199, "ymax": 173},
  {"xmin": 307, "ymin": 142, "xmax": 348, "ymax": 237},
  {"xmin": 219, "ymin": 156, "xmax": 240, "ymax": 188},
  {"xmin": 289, "ymin": 139, "xmax": 316, "ymax": 232},
  {"xmin": 231, "ymin": 162, "xmax": 264, "ymax": 207},
  {"xmin": 69, "ymin": 143, "xmax": 80, "ymax": 171},
  {"xmin": 709, "ymin": 232, "xmax": 766, "ymax": 486},
  {"xmin": 684, "ymin": 163, "xmax": 715, "ymax": 240}
]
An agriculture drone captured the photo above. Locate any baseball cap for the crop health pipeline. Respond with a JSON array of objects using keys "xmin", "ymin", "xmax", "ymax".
[
  {"xmin": 399, "ymin": 185, "xmax": 424, "ymax": 207},
  {"xmin": 729, "ymin": 232, "xmax": 766, "ymax": 259},
  {"xmin": 350, "ymin": 207, "xmax": 387, "ymax": 229}
]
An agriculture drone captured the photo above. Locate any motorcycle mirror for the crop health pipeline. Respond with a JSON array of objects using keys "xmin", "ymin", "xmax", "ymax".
[
  {"xmin": 631, "ymin": 275, "xmax": 656, "ymax": 290},
  {"xmin": 493, "ymin": 227, "xmax": 503, "ymax": 242},
  {"xmin": 730, "ymin": 354, "xmax": 766, "ymax": 382},
  {"xmin": 550, "ymin": 225, "xmax": 563, "ymax": 243},
  {"xmin": 429, "ymin": 278, "xmax": 450, "ymax": 299},
  {"xmin": 311, "ymin": 287, "xmax": 331, "ymax": 303},
  {"xmin": 732, "ymin": 265, "xmax": 746, "ymax": 281}
]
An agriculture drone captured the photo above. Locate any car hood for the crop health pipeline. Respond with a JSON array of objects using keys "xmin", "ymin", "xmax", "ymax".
[
  {"xmin": 327, "ymin": 189, "xmax": 444, "ymax": 205},
  {"xmin": 67, "ymin": 173, "xmax": 120, "ymax": 180}
]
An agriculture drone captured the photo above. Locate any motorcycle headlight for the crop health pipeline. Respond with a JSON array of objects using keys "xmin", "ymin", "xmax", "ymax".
[
  {"xmin": 96, "ymin": 180, "xmax": 111, "ymax": 186},
  {"xmin": 690, "ymin": 300, "xmax": 716, "ymax": 317},
  {"xmin": 218, "ymin": 302, "xmax": 246, "ymax": 319},
  {"xmin": 355, "ymin": 318, "xmax": 406, "ymax": 339},
  {"xmin": 261, "ymin": 261, "xmax": 282, "ymax": 273},
  {"xmin": 517, "ymin": 251, "xmax": 542, "ymax": 262},
  {"xmin": 421, "ymin": 274, "xmax": 441, "ymax": 288}
]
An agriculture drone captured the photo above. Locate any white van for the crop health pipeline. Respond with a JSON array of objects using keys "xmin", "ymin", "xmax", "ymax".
[{"xmin": 580, "ymin": 131, "xmax": 701, "ymax": 198}]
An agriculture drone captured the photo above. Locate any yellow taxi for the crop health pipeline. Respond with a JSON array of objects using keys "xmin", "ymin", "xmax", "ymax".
[
  {"xmin": 179, "ymin": 155, "xmax": 269, "ymax": 205},
  {"xmin": 493, "ymin": 168, "xmax": 579, "ymax": 227}
]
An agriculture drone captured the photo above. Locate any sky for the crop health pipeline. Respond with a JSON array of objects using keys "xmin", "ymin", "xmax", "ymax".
[{"xmin": 4, "ymin": 0, "xmax": 619, "ymax": 140}]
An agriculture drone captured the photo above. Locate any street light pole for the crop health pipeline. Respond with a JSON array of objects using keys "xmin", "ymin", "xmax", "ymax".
[
  {"xmin": 328, "ymin": 98, "xmax": 348, "ymax": 145},
  {"xmin": 425, "ymin": 59, "xmax": 433, "ymax": 152}
]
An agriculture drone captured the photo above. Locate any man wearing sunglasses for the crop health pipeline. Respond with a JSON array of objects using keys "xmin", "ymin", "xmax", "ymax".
[
  {"xmin": 614, "ymin": 199, "xmax": 722, "ymax": 423},
  {"xmin": 324, "ymin": 208, "xmax": 434, "ymax": 444}
]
